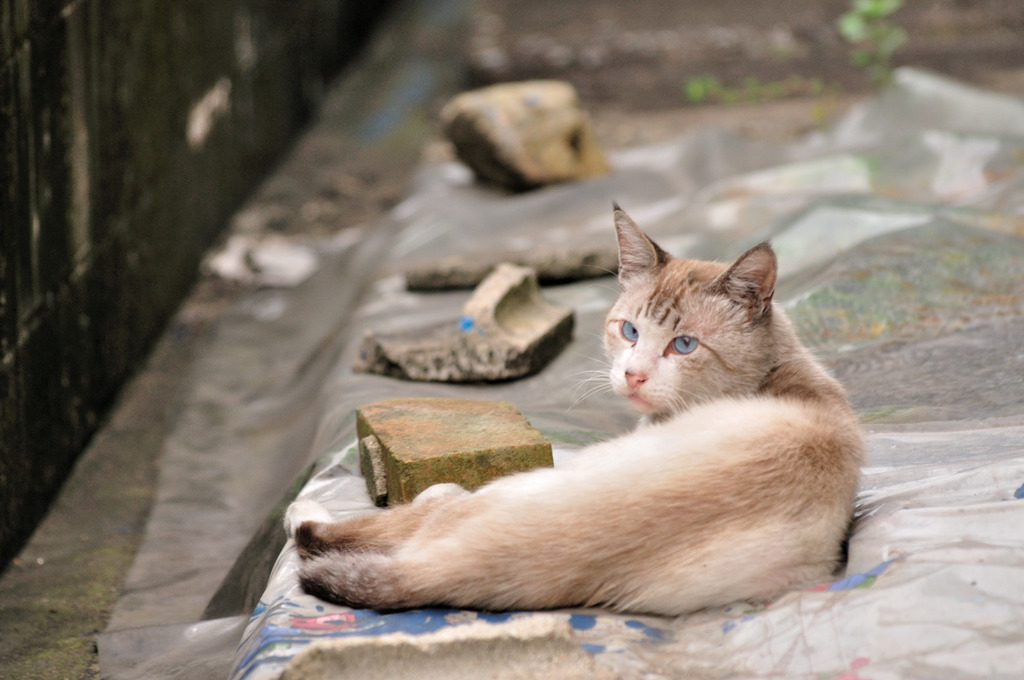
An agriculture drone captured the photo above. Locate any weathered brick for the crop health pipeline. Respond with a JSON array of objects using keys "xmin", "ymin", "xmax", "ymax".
[{"xmin": 356, "ymin": 398, "xmax": 553, "ymax": 505}]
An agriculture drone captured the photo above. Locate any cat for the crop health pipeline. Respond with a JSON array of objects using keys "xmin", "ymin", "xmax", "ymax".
[{"xmin": 284, "ymin": 204, "xmax": 863, "ymax": 616}]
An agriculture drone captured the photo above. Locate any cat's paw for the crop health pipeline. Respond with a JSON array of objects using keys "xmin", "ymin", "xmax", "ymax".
[
  {"xmin": 413, "ymin": 483, "xmax": 469, "ymax": 505},
  {"xmin": 284, "ymin": 499, "xmax": 333, "ymax": 539}
]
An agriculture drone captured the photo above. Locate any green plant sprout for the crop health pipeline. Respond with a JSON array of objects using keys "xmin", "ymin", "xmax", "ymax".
[
  {"xmin": 683, "ymin": 74, "xmax": 829, "ymax": 106},
  {"xmin": 837, "ymin": 0, "xmax": 907, "ymax": 86},
  {"xmin": 684, "ymin": 75, "xmax": 724, "ymax": 105}
]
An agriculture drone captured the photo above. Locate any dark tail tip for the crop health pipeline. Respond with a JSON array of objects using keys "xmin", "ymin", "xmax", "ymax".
[{"xmin": 298, "ymin": 552, "xmax": 411, "ymax": 611}]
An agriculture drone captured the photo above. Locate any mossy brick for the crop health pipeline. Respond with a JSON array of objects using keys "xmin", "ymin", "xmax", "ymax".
[{"xmin": 355, "ymin": 398, "xmax": 553, "ymax": 505}]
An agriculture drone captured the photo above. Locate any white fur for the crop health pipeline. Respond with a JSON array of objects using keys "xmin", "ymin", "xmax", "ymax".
[
  {"xmin": 414, "ymin": 482, "xmax": 470, "ymax": 503},
  {"xmin": 370, "ymin": 396, "xmax": 857, "ymax": 614},
  {"xmin": 284, "ymin": 499, "xmax": 333, "ymax": 538}
]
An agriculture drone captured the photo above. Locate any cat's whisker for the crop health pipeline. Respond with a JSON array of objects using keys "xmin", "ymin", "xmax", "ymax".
[
  {"xmin": 568, "ymin": 393, "xmax": 603, "ymax": 413},
  {"xmin": 566, "ymin": 357, "xmax": 611, "ymax": 388},
  {"xmin": 590, "ymin": 262, "xmax": 618, "ymax": 276},
  {"xmin": 566, "ymin": 366, "xmax": 608, "ymax": 380},
  {"xmin": 570, "ymin": 377, "xmax": 613, "ymax": 399},
  {"xmin": 662, "ymin": 386, "xmax": 710, "ymax": 414},
  {"xmin": 590, "ymin": 279, "xmax": 622, "ymax": 295},
  {"xmin": 569, "ymin": 374, "xmax": 612, "ymax": 404},
  {"xmin": 570, "ymin": 375, "xmax": 609, "ymax": 393},
  {"xmin": 568, "ymin": 365, "xmax": 616, "ymax": 412},
  {"xmin": 568, "ymin": 346, "xmax": 611, "ymax": 363},
  {"xmin": 567, "ymin": 383, "xmax": 615, "ymax": 413},
  {"xmin": 569, "ymin": 387, "xmax": 601, "ymax": 407}
]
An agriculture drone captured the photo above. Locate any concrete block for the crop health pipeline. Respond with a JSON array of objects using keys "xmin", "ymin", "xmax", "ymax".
[
  {"xmin": 355, "ymin": 397, "xmax": 553, "ymax": 505},
  {"xmin": 280, "ymin": 614, "xmax": 613, "ymax": 680},
  {"xmin": 354, "ymin": 263, "xmax": 574, "ymax": 382},
  {"xmin": 441, "ymin": 80, "xmax": 609, "ymax": 191}
]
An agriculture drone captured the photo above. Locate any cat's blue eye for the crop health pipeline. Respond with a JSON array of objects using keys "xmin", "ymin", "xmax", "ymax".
[
  {"xmin": 671, "ymin": 336, "xmax": 699, "ymax": 355},
  {"xmin": 621, "ymin": 320, "xmax": 639, "ymax": 343}
]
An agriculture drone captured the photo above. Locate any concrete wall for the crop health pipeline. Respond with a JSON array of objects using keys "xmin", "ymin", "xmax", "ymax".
[{"xmin": 0, "ymin": 0, "xmax": 392, "ymax": 569}]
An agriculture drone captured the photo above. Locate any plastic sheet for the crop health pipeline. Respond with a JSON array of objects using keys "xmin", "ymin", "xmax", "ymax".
[{"xmin": 225, "ymin": 69, "xmax": 1024, "ymax": 679}]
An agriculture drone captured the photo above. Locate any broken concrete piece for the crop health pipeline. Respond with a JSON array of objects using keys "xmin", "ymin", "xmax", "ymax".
[
  {"xmin": 204, "ymin": 234, "xmax": 319, "ymax": 287},
  {"xmin": 354, "ymin": 263, "xmax": 574, "ymax": 382},
  {"xmin": 355, "ymin": 397, "xmax": 553, "ymax": 505},
  {"xmin": 280, "ymin": 615, "xmax": 613, "ymax": 680},
  {"xmin": 441, "ymin": 80, "xmax": 609, "ymax": 190},
  {"xmin": 404, "ymin": 242, "xmax": 618, "ymax": 291}
]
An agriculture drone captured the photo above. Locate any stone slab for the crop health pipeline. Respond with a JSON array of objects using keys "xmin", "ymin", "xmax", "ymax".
[
  {"xmin": 441, "ymin": 80, "xmax": 609, "ymax": 190},
  {"xmin": 404, "ymin": 242, "xmax": 618, "ymax": 291},
  {"xmin": 355, "ymin": 398, "xmax": 553, "ymax": 504},
  {"xmin": 280, "ymin": 615, "xmax": 612, "ymax": 680},
  {"xmin": 354, "ymin": 263, "xmax": 574, "ymax": 382}
]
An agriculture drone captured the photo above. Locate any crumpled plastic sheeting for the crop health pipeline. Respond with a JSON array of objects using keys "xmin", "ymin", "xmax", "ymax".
[{"xmin": 230, "ymin": 70, "xmax": 1024, "ymax": 680}]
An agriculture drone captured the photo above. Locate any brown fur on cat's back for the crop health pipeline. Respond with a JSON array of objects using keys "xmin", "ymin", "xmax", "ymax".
[{"xmin": 288, "ymin": 205, "xmax": 864, "ymax": 616}]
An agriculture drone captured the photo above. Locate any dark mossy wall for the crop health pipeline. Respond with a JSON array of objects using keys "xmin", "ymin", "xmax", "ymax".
[{"xmin": 0, "ymin": 0, "xmax": 392, "ymax": 569}]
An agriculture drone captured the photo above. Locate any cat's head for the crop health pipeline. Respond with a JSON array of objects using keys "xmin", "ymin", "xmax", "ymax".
[{"xmin": 604, "ymin": 205, "xmax": 779, "ymax": 420}]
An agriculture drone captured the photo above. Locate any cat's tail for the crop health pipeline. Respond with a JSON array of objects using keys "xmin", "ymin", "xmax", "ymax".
[{"xmin": 299, "ymin": 552, "xmax": 416, "ymax": 610}]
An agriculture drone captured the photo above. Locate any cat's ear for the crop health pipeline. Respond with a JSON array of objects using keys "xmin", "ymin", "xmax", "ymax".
[
  {"xmin": 613, "ymin": 202, "xmax": 669, "ymax": 281},
  {"xmin": 713, "ymin": 242, "xmax": 777, "ymax": 320}
]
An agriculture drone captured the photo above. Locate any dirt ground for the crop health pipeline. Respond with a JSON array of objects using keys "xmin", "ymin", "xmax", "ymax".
[
  {"xmin": 494, "ymin": 0, "xmax": 1024, "ymax": 145},
  {"xmin": 468, "ymin": 0, "xmax": 1024, "ymax": 108}
]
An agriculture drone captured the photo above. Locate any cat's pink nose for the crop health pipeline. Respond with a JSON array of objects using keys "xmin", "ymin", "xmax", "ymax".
[{"xmin": 625, "ymin": 371, "xmax": 647, "ymax": 390}]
